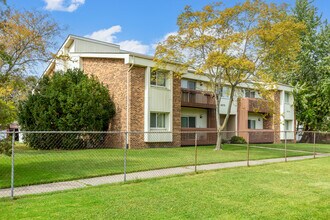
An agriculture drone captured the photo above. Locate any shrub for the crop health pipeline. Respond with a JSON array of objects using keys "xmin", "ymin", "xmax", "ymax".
[
  {"xmin": 18, "ymin": 69, "xmax": 115, "ymax": 150},
  {"xmin": 230, "ymin": 136, "xmax": 247, "ymax": 144},
  {"xmin": 0, "ymin": 136, "xmax": 11, "ymax": 156},
  {"xmin": 221, "ymin": 138, "xmax": 229, "ymax": 144}
]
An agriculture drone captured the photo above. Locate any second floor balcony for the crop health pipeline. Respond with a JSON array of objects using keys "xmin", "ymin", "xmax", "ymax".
[
  {"xmin": 181, "ymin": 88, "xmax": 216, "ymax": 109},
  {"xmin": 240, "ymin": 97, "xmax": 272, "ymax": 113}
]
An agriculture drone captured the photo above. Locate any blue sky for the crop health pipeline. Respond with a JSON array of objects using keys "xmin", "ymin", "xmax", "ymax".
[{"xmin": 8, "ymin": 0, "xmax": 330, "ymax": 56}]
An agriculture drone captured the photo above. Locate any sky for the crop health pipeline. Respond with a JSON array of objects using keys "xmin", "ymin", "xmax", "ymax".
[{"xmin": 7, "ymin": 0, "xmax": 330, "ymax": 74}]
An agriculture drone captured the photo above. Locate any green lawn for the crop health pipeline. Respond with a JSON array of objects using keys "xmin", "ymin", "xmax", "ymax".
[
  {"xmin": 1, "ymin": 157, "xmax": 329, "ymax": 219},
  {"xmin": 252, "ymin": 143, "xmax": 330, "ymax": 153},
  {"xmin": 0, "ymin": 143, "xmax": 321, "ymax": 189}
]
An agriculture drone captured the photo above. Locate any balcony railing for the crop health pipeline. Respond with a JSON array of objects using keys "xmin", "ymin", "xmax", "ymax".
[
  {"xmin": 182, "ymin": 128, "xmax": 275, "ymax": 145},
  {"xmin": 181, "ymin": 88, "xmax": 216, "ymax": 109},
  {"xmin": 181, "ymin": 128, "xmax": 217, "ymax": 146},
  {"xmin": 239, "ymin": 129, "xmax": 274, "ymax": 144},
  {"xmin": 240, "ymin": 98, "xmax": 272, "ymax": 113}
]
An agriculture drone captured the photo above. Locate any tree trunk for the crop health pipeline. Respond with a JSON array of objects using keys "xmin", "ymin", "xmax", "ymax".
[
  {"xmin": 215, "ymin": 131, "xmax": 222, "ymax": 150},
  {"xmin": 214, "ymin": 90, "xmax": 222, "ymax": 150},
  {"xmin": 214, "ymin": 85, "xmax": 236, "ymax": 150}
]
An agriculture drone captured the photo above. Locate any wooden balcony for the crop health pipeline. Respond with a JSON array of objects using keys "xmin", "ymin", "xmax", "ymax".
[
  {"xmin": 181, "ymin": 89, "xmax": 216, "ymax": 109},
  {"xmin": 181, "ymin": 128, "xmax": 217, "ymax": 146},
  {"xmin": 247, "ymin": 129, "xmax": 274, "ymax": 143},
  {"xmin": 240, "ymin": 98, "xmax": 272, "ymax": 113}
]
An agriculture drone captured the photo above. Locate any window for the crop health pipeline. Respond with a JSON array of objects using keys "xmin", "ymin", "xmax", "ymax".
[
  {"xmin": 285, "ymin": 120, "xmax": 292, "ymax": 131},
  {"xmin": 220, "ymin": 87, "xmax": 230, "ymax": 98},
  {"xmin": 248, "ymin": 120, "xmax": 256, "ymax": 129},
  {"xmin": 181, "ymin": 116, "xmax": 196, "ymax": 128},
  {"xmin": 151, "ymin": 70, "xmax": 167, "ymax": 87},
  {"xmin": 284, "ymin": 92, "xmax": 290, "ymax": 103},
  {"xmin": 150, "ymin": 113, "xmax": 166, "ymax": 128},
  {"xmin": 245, "ymin": 89, "xmax": 256, "ymax": 98},
  {"xmin": 188, "ymin": 81, "xmax": 196, "ymax": 90},
  {"xmin": 181, "ymin": 79, "xmax": 196, "ymax": 90}
]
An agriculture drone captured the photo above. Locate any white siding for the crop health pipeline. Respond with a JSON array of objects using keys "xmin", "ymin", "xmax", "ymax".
[
  {"xmin": 181, "ymin": 108, "xmax": 208, "ymax": 128},
  {"xmin": 248, "ymin": 113, "xmax": 264, "ymax": 129},
  {"xmin": 144, "ymin": 67, "xmax": 173, "ymax": 142},
  {"xmin": 149, "ymin": 87, "xmax": 172, "ymax": 112},
  {"xmin": 280, "ymin": 90, "xmax": 295, "ymax": 140},
  {"xmin": 219, "ymin": 98, "xmax": 237, "ymax": 115},
  {"xmin": 74, "ymin": 39, "xmax": 121, "ymax": 53}
]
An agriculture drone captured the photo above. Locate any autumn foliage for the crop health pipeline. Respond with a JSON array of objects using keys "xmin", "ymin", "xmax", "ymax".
[{"xmin": 155, "ymin": 0, "xmax": 304, "ymax": 149}]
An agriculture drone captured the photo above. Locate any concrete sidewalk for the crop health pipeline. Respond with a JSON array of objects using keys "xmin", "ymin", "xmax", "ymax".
[{"xmin": 1, "ymin": 154, "xmax": 329, "ymax": 198}]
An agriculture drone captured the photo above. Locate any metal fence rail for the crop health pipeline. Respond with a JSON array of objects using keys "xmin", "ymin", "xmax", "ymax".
[{"xmin": 0, "ymin": 130, "xmax": 329, "ymax": 199}]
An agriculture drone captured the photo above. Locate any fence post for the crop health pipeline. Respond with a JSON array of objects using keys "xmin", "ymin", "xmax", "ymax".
[
  {"xmin": 194, "ymin": 132, "xmax": 198, "ymax": 173},
  {"xmin": 313, "ymin": 132, "xmax": 316, "ymax": 159},
  {"xmin": 247, "ymin": 131, "xmax": 250, "ymax": 167},
  {"xmin": 124, "ymin": 132, "xmax": 128, "ymax": 182},
  {"xmin": 11, "ymin": 131, "xmax": 15, "ymax": 199},
  {"xmin": 284, "ymin": 131, "xmax": 287, "ymax": 162}
]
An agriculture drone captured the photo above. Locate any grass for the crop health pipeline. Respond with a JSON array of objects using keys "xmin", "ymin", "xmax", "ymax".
[
  {"xmin": 0, "ymin": 143, "xmax": 322, "ymax": 189},
  {"xmin": 0, "ymin": 157, "xmax": 329, "ymax": 219},
  {"xmin": 253, "ymin": 143, "xmax": 330, "ymax": 153}
]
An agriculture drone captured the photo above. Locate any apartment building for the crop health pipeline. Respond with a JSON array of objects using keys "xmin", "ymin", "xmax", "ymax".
[{"xmin": 44, "ymin": 35, "xmax": 295, "ymax": 148}]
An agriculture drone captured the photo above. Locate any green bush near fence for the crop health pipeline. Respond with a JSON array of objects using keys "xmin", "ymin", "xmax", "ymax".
[
  {"xmin": 0, "ymin": 136, "xmax": 11, "ymax": 156},
  {"xmin": 230, "ymin": 135, "xmax": 247, "ymax": 144},
  {"xmin": 18, "ymin": 69, "xmax": 115, "ymax": 150}
]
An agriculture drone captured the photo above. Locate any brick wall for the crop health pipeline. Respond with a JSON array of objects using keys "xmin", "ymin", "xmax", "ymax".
[
  {"xmin": 82, "ymin": 58, "xmax": 182, "ymax": 148},
  {"xmin": 128, "ymin": 66, "xmax": 146, "ymax": 148},
  {"xmin": 273, "ymin": 91, "xmax": 281, "ymax": 143},
  {"xmin": 237, "ymin": 91, "xmax": 281, "ymax": 144},
  {"xmin": 82, "ymin": 58, "xmax": 128, "ymax": 148},
  {"xmin": 172, "ymin": 76, "xmax": 182, "ymax": 147}
]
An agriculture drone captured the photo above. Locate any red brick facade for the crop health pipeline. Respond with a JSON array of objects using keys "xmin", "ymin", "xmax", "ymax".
[
  {"xmin": 82, "ymin": 57, "xmax": 284, "ymax": 147},
  {"xmin": 237, "ymin": 91, "xmax": 281, "ymax": 144},
  {"xmin": 82, "ymin": 58, "xmax": 181, "ymax": 148}
]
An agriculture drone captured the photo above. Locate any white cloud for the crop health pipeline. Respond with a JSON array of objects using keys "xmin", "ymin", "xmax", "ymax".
[
  {"xmin": 118, "ymin": 40, "xmax": 150, "ymax": 54},
  {"xmin": 85, "ymin": 25, "xmax": 151, "ymax": 54},
  {"xmin": 85, "ymin": 26, "xmax": 121, "ymax": 43},
  {"xmin": 44, "ymin": 0, "xmax": 85, "ymax": 12},
  {"xmin": 85, "ymin": 27, "xmax": 180, "ymax": 55}
]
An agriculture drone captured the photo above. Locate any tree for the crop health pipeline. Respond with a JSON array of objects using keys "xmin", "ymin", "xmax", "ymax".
[
  {"xmin": 0, "ymin": 7, "xmax": 61, "ymax": 128},
  {"xmin": 154, "ymin": 0, "xmax": 304, "ymax": 150},
  {"xmin": 287, "ymin": 0, "xmax": 330, "ymax": 133},
  {"xmin": 0, "ymin": 8, "xmax": 60, "ymax": 76},
  {"xmin": 18, "ymin": 69, "xmax": 116, "ymax": 150},
  {"xmin": 0, "ymin": 75, "xmax": 16, "ymax": 128}
]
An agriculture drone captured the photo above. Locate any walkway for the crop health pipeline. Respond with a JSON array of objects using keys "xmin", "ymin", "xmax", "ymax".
[{"xmin": 1, "ymin": 154, "xmax": 329, "ymax": 198}]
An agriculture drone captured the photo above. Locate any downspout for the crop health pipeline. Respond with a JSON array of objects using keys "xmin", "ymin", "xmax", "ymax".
[{"xmin": 126, "ymin": 55, "xmax": 135, "ymax": 149}]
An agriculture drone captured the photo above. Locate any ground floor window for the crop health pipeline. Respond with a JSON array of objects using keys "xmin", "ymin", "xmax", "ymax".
[
  {"xmin": 150, "ymin": 113, "xmax": 166, "ymax": 128},
  {"xmin": 248, "ymin": 119, "xmax": 256, "ymax": 129},
  {"xmin": 285, "ymin": 120, "xmax": 292, "ymax": 131},
  {"xmin": 181, "ymin": 116, "xmax": 196, "ymax": 128}
]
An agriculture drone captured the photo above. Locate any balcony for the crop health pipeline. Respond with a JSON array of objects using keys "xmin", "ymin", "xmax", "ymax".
[
  {"xmin": 238, "ymin": 129, "xmax": 274, "ymax": 144},
  {"xmin": 181, "ymin": 88, "xmax": 216, "ymax": 109},
  {"xmin": 181, "ymin": 128, "xmax": 217, "ymax": 146},
  {"xmin": 240, "ymin": 98, "xmax": 272, "ymax": 113}
]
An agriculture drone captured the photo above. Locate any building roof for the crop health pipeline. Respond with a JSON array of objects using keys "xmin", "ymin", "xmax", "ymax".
[{"xmin": 43, "ymin": 34, "xmax": 293, "ymax": 90}]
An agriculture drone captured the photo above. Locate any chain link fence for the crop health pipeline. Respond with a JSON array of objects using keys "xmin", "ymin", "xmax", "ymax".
[{"xmin": 0, "ymin": 130, "xmax": 329, "ymax": 198}]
